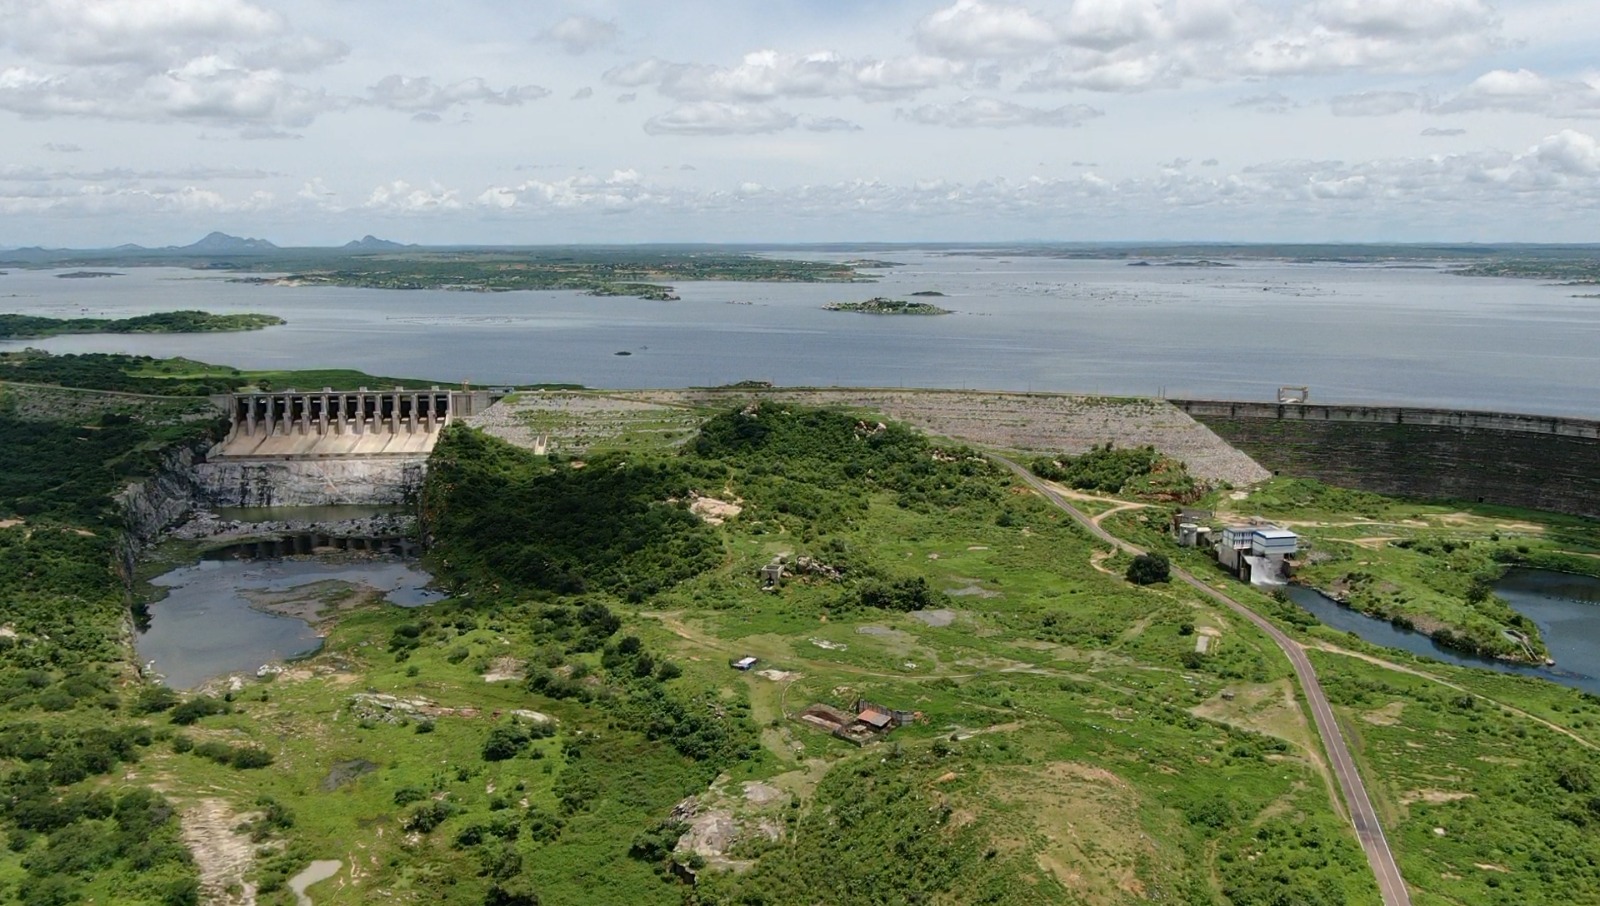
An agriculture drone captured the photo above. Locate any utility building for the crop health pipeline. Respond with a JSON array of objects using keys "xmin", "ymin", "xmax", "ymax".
[{"xmin": 1217, "ymin": 525, "xmax": 1298, "ymax": 586}]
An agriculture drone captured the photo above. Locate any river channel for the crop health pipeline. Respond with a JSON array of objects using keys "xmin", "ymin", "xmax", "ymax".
[{"xmin": 1286, "ymin": 569, "xmax": 1600, "ymax": 695}]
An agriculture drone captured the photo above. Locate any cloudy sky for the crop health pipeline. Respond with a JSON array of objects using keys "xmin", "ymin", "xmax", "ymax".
[{"xmin": 4, "ymin": 0, "xmax": 1599, "ymax": 246}]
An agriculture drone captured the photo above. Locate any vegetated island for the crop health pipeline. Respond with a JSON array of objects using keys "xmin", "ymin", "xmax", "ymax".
[
  {"xmin": 226, "ymin": 252, "xmax": 874, "ymax": 300},
  {"xmin": 823, "ymin": 296, "xmax": 953, "ymax": 315},
  {"xmin": 56, "ymin": 270, "xmax": 123, "ymax": 279},
  {"xmin": 1452, "ymin": 259, "xmax": 1600, "ymax": 284},
  {"xmin": 910, "ymin": 290, "xmax": 946, "ymax": 296},
  {"xmin": 0, "ymin": 310, "xmax": 284, "ymax": 340}
]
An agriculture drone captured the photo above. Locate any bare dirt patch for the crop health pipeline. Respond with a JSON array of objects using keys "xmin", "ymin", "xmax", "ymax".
[
  {"xmin": 0, "ymin": 518, "xmax": 24, "ymax": 530},
  {"xmin": 909, "ymin": 608, "xmax": 960, "ymax": 626},
  {"xmin": 1362, "ymin": 702, "xmax": 1406, "ymax": 726},
  {"xmin": 690, "ymin": 494, "xmax": 743, "ymax": 525},
  {"xmin": 482, "ymin": 656, "xmax": 526, "ymax": 683},
  {"xmin": 1401, "ymin": 790, "xmax": 1476, "ymax": 806},
  {"xmin": 182, "ymin": 798, "xmax": 257, "ymax": 906}
]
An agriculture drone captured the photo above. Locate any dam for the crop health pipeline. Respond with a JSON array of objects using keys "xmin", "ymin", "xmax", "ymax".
[
  {"xmin": 1173, "ymin": 400, "xmax": 1600, "ymax": 518},
  {"xmin": 196, "ymin": 387, "xmax": 498, "ymax": 507}
]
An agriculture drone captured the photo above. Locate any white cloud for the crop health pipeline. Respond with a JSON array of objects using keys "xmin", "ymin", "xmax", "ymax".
[
  {"xmin": 1421, "ymin": 126, "xmax": 1466, "ymax": 136},
  {"xmin": 571, "ymin": 87, "xmax": 594, "ymax": 100},
  {"xmin": 1232, "ymin": 92, "xmax": 1297, "ymax": 114},
  {"xmin": 5, "ymin": 0, "xmax": 286, "ymax": 68},
  {"xmin": 803, "ymin": 116, "xmax": 862, "ymax": 132},
  {"xmin": 542, "ymin": 15, "xmax": 619, "ymax": 54},
  {"xmin": 365, "ymin": 180, "xmax": 461, "ymax": 212},
  {"xmin": 1330, "ymin": 90, "xmax": 1424, "ymax": 116},
  {"xmin": 603, "ymin": 51, "xmax": 965, "ymax": 103},
  {"xmin": 1529, "ymin": 129, "xmax": 1600, "ymax": 176},
  {"xmin": 643, "ymin": 102, "xmax": 798, "ymax": 135},
  {"xmin": 899, "ymin": 96, "xmax": 1103, "ymax": 128},
  {"xmin": 915, "ymin": 1, "xmax": 1060, "ymax": 59},
  {"xmin": 365, "ymin": 76, "xmax": 549, "ymax": 113},
  {"xmin": 1434, "ymin": 69, "xmax": 1600, "ymax": 118},
  {"xmin": 42, "ymin": 142, "xmax": 82, "ymax": 153}
]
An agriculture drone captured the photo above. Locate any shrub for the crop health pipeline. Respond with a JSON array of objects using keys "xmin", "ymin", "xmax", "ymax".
[{"xmin": 1126, "ymin": 553, "xmax": 1170, "ymax": 585}]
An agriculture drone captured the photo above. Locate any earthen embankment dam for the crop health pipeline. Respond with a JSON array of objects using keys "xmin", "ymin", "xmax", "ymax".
[{"xmin": 1173, "ymin": 400, "xmax": 1600, "ymax": 518}]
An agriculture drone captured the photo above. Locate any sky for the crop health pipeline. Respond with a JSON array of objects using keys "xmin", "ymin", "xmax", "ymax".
[{"xmin": 3, "ymin": 0, "xmax": 1600, "ymax": 246}]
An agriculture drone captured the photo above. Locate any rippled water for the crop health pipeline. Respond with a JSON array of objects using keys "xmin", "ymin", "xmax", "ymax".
[{"xmin": 3, "ymin": 255, "xmax": 1598, "ymax": 415}]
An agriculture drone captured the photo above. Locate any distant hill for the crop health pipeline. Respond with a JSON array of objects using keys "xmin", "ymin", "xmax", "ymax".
[
  {"xmin": 176, "ymin": 231, "xmax": 278, "ymax": 253},
  {"xmin": 343, "ymin": 235, "xmax": 412, "ymax": 250}
]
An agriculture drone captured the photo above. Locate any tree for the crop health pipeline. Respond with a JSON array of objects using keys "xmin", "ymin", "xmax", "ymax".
[{"xmin": 1126, "ymin": 552, "xmax": 1170, "ymax": 585}]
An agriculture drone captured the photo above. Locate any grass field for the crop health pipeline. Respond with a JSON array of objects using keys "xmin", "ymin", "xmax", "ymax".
[{"xmin": 6, "ymin": 383, "xmax": 1600, "ymax": 905}]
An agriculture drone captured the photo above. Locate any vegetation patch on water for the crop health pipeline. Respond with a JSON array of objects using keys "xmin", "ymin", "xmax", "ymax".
[
  {"xmin": 0, "ymin": 310, "xmax": 284, "ymax": 339},
  {"xmin": 1, "ymin": 349, "xmax": 436, "ymax": 396},
  {"xmin": 823, "ymin": 296, "xmax": 952, "ymax": 315},
  {"xmin": 221, "ymin": 250, "xmax": 873, "ymax": 300}
]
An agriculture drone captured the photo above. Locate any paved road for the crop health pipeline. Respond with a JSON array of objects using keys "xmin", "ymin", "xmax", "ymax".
[{"xmin": 993, "ymin": 455, "xmax": 1412, "ymax": 906}]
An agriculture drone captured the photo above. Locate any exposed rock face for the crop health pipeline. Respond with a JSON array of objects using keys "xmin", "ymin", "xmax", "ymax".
[
  {"xmin": 119, "ymin": 443, "xmax": 208, "ymax": 543},
  {"xmin": 193, "ymin": 459, "xmax": 426, "ymax": 507}
]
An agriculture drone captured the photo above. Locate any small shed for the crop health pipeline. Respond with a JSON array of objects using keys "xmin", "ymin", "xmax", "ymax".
[
  {"xmin": 758, "ymin": 557, "xmax": 785, "ymax": 589},
  {"xmin": 732, "ymin": 656, "xmax": 758, "ymax": 671}
]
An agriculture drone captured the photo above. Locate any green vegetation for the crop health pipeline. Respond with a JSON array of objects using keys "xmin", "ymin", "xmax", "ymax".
[
  {"xmin": 0, "ymin": 310, "xmax": 283, "ymax": 339},
  {"xmin": 1032, "ymin": 443, "xmax": 1201, "ymax": 501},
  {"xmin": 1184, "ymin": 477, "xmax": 1600, "ymax": 661},
  {"xmin": 1453, "ymin": 258, "xmax": 1600, "ymax": 283},
  {"xmin": 1, "ymin": 349, "xmax": 435, "ymax": 395},
  {"xmin": 1126, "ymin": 552, "xmax": 1170, "ymax": 585},
  {"xmin": 823, "ymin": 296, "xmax": 952, "ymax": 315},
  {"xmin": 224, "ymin": 251, "xmax": 871, "ymax": 300},
  {"xmin": 9, "ymin": 373, "xmax": 1600, "ymax": 905}
]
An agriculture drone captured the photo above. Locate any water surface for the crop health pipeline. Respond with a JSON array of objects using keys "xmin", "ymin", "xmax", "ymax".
[
  {"xmin": 1285, "ymin": 570, "xmax": 1600, "ymax": 694},
  {"xmin": 138, "ymin": 556, "xmax": 437, "ymax": 689},
  {"xmin": 3, "ymin": 257, "xmax": 1597, "ymax": 416}
]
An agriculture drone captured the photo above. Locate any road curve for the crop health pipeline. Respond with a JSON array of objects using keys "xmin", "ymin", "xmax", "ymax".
[{"xmin": 992, "ymin": 454, "xmax": 1411, "ymax": 906}]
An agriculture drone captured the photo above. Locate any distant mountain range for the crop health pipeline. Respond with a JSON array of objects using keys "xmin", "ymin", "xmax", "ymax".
[
  {"xmin": 0, "ymin": 232, "xmax": 413, "ymax": 258},
  {"xmin": 343, "ymin": 235, "xmax": 414, "ymax": 250}
]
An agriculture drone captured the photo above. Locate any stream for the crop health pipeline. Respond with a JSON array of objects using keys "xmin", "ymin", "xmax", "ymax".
[{"xmin": 1285, "ymin": 568, "xmax": 1600, "ymax": 695}]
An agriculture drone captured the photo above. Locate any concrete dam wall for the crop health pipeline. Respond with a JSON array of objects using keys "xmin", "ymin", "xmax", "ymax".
[
  {"xmin": 1173, "ymin": 401, "xmax": 1600, "ymax": 517},
  {"xmin": 195, "ymin": 388, "xmax": 497, "ymax": 507}
]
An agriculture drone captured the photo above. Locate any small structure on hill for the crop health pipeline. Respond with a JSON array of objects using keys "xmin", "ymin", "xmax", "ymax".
[
  {"xmin": 1171, "ymin": 508, "xmax": 1214, "ymax": 548},
  {"xmin": 1217, "ymin": 524, "xmax": 1298, "ymax": 585},
  {"xmin": 731, "ymin": 656, "xmax": 758, "ymax": 671},
  {"xmin": 758, "ymin": 557, "xmax": 786, "ymax": 590},
  {"xmin": 794, "ymin": 697, "xmax": 919, "ymax": 746}
]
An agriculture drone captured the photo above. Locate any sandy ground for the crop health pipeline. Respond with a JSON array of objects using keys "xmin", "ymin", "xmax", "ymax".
[{"xmin": 182, "ymin": 799, "xmax": 257, "ymax": 906}]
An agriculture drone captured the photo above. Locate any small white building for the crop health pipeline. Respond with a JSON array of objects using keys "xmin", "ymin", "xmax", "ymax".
[
  {"xmin": 732, "ymin": 656, "xmax": 758, "ymax": 671},
  {"xmin": 1217, "ymin": 525, "xmax": 1298, "ymax": 585}
]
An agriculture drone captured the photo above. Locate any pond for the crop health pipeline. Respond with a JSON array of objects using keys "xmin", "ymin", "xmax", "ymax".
[
  {"xmin": 136, "ymin": 554, "xmax": 440, "ymax": 689},
  {"xmin": 1284, "ymin": 569, "xmax": 1600, "ymax": 695}
]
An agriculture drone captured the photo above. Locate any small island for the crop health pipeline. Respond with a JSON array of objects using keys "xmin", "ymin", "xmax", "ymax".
[
  {"xmin": 823, "ymin": 297, "xmax": 952, "ymax": 315},
  {"xmin": 0, "ymin": 310, "xmax": 286, "ymax": 339},
  {"xmin": 910, "ymin": 290, "xmax": 946, "ymax": 297},
  {"xmin": 56, "ymin": 270, "xmax": 124, "ymax": 279}
]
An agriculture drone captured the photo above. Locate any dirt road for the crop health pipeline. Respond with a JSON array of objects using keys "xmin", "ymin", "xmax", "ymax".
[{"xmin": 992, "ymin": 454, "xmax": 1412, "ymax": 906}]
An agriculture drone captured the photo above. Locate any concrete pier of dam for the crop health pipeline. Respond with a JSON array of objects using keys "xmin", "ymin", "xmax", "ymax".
[
  {"xmin": 212, "ymin": 388, "xmax": 495, "ymax": 459},
  {"xmin": 195, "ymin": 387, "xmax": 498, "ymax": 507},
  {"xmin": 1172, "ymin": 400, "xmax": 1600, "ymax": 518}
]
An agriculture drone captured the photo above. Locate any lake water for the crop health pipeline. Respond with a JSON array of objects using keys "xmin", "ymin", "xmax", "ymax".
[
  {"xmin": 1286, "ymin": 569, "xmax": 1600, "ymax": 694},
  {"xmin": 3, "ymin": 255, "xmax": 1598, "ymax": 416},
  {"xmin": 137, "ymin": 556, "xmax": 438, "ymax": 689}
]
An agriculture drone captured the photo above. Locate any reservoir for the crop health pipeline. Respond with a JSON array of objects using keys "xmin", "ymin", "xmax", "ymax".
[
  {"xmin": 137, "ymin": 554, "xmax": 439, "ymax": 689},
  {"xmin": 3, "ymin": 255, "xmax": 1598, "ymax": 417},
  {"xmin": 1285, "ymin": 569, "xmax": 1600, "ymax": 695}
]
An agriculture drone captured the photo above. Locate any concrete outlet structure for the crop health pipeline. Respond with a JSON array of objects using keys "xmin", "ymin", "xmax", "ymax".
[{"xmin": 195, "ymin": 388, "xmax": 499, "ymax": 507}]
